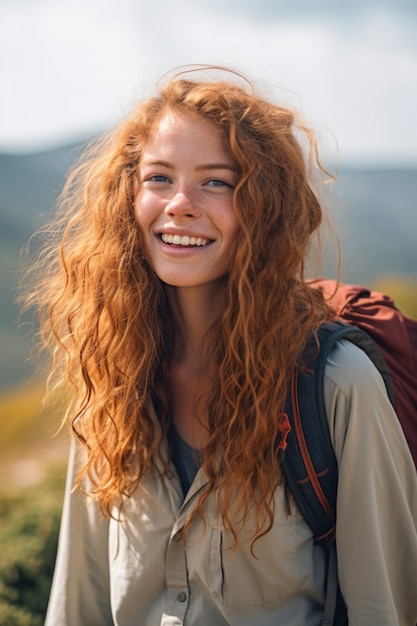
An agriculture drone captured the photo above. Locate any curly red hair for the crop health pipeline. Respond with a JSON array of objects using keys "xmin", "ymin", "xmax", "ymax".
[{"xmin": 23, "ymin": 67, "xmax": 332, "ymax": 544}]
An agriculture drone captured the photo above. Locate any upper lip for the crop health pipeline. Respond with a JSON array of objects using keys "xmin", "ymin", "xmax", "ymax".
[{"xmin": 156, "ymin": 229, "xmax": 214, "ymax": 240}]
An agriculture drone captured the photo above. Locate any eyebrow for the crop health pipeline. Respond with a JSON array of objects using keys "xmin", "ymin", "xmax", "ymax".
[
  {"xmin": 196, "ymin": 163, "xmax": 237, "ymax": 173},
  {"xmin": 140, "ymin": 159, "xmax": 237, "ymax": 173}
]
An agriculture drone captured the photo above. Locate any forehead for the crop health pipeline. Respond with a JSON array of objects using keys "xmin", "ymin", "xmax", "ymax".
[
  {"xmin": 152, "ymin": 109, "xmax": 216, "ymax": 133},
  {"xmin": 142, "ymin": 110, "xmax": 229, "ymax": 158}
]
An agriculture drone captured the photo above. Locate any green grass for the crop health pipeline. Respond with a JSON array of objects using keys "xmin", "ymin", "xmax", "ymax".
[{"xmin": 0, "ymin": 465, "xmax": 65, "ymax": 626}]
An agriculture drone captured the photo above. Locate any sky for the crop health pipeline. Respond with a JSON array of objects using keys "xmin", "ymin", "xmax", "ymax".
[{"xmin": 0, "ymin": 0, "xmax": 416, "ymax": 166}]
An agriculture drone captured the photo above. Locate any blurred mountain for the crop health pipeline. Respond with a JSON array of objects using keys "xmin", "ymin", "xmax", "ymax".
[
  {"xmin": 328, "ymin": 168, "xmax": 416, "ymax": 284},
  {"xmin": 0, "ymin": 142, "xmax": 416, "ymax": 390},
  {"xmin": 0, "ymin": 143, "xmax": 82, "ymax": 390}
]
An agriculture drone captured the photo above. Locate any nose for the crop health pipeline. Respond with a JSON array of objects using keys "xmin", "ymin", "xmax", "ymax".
[{"xmin": 164, "ymin": 190, "xmax": 200, "ymax": 219}]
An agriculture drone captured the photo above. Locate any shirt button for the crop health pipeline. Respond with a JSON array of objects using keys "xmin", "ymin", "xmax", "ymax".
[{"xmin": 177, "ymin": 591, "xmax": 187, "ymax": 603}]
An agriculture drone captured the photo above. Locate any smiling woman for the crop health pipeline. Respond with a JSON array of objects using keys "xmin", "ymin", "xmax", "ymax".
[
  {"xmin": 135, "ymin": 110, "xmax": 239, "ymax": 291},
  {"xmin": 21, "ymin": 66, "xmax": 417, "ymax": 626}
]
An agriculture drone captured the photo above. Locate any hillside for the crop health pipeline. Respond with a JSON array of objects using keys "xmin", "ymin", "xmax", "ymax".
[{"xmin": 1, "ymin": 143, "xmax": 416, "ymax": 390}]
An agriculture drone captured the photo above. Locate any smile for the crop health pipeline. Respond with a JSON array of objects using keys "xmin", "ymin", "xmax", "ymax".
[{"xmin": 160, "ymin": 233, "xmax": 210, "ymax": 247}]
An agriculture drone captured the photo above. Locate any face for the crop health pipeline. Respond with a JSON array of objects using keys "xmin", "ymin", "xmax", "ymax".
[{"xmin": 134, "ymin": 111, "xmax": 240, "ymax": 291}]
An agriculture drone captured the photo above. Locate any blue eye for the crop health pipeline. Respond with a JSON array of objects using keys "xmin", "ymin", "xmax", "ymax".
[
  {"xmin": 206, "ymin": 179, "xmax": 233, "ymax": 188},
  {"xmin": 148, "ymin": 175, "xmax": 170, "ymax": 183}
]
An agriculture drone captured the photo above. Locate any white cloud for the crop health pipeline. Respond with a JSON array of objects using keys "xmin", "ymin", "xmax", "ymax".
[
  {"xmin": 0, "ymin": 0, "xmax": 144, "ymax": 145},
  {"xmin": 0, "ymin": 0, "xmax": 416, "ymax": 165}
]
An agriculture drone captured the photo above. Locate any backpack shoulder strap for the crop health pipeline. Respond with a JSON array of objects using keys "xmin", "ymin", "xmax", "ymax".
[
  {"xmin": 281, "ymin": 320, "xmax": 394, "ymax": 544},
  {"xmin": 281, "ymin": 322, "xmax": 340, "ymax": 545}
]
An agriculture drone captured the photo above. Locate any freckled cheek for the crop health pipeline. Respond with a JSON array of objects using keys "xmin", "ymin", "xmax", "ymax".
[{"xmin": 133, "ymin": 194, "xmax": 154, "ymax": 232}]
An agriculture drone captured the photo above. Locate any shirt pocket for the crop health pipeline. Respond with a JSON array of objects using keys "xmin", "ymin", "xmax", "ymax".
[{"xmin": 207, "ymin": 492, "xmax": 313, "ymax": 609}]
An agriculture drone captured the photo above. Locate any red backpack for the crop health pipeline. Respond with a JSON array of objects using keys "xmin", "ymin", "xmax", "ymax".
[{"xmin": 313, "ymin": 278, "xmax": 417, "ymax": 466}]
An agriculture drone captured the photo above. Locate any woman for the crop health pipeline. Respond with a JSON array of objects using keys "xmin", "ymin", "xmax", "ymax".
[{"xmin": 26, "ymin": 67, "xmax": 417, "ymax": 625}]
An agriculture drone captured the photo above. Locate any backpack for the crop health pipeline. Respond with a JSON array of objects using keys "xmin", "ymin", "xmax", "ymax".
[{"xmin": 279, "ymin": 279, "xmax": 417, "ymax": 626}]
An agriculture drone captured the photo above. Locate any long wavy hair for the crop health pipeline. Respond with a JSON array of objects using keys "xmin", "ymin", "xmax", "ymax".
[{"xmin": 23, "ymin": 66, "xmax": 333, "ymax": 545}]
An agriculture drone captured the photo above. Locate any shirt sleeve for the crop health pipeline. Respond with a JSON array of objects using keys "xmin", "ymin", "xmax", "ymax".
[
  {"xmin": 45, "ymin": 439, "xmax": 114, "ymax": 626},
  {"xmin": 324, "ymin": 339, "xmax": 417, "ymax": 626}
]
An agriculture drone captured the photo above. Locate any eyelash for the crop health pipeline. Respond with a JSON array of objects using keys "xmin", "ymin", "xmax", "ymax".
[{"xmin": 144, "ymin": 175, "xmax": 234, "ymax": 189}]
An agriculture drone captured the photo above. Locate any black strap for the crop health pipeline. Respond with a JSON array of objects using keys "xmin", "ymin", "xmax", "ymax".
[{"xmin": 321, "ymin": 543, "xmax": 339, "ymax": 626}]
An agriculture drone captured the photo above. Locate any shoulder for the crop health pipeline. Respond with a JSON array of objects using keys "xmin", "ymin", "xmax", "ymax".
[
  {"xmin": 324, "ymin": 337, "xmax": 386, "ymax": 400},
  {"xmin": 322, "ymin": 338, "xmax": 395, "ymax": 463}
]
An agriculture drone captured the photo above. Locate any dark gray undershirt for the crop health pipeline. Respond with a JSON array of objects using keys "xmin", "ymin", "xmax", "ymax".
[{"xmin": 170, "ymin": 428, "xmax": 202, "ymax": 495}]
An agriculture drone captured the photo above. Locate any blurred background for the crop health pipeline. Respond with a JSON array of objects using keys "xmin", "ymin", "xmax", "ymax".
[{"xmin": 0, "ymin": 0, "xmax": 416, "ymax": 623}]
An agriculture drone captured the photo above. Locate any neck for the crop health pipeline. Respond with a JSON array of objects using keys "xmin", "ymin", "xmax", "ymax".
[
  {"xmin": 164, "ymin": 283, "xmax": 222, "ymax": 448},
  {"xmin": 165, "ymin": 283, "xmax": 221, "ymax": 368}
]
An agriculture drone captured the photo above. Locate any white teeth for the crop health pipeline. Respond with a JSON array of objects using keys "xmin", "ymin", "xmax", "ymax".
[{"xmin": 161, "ymin": 233, "xmax": 209, "ymax": 246}]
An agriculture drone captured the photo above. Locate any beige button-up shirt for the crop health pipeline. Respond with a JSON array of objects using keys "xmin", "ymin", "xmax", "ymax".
[{"xmin": 45, "ymin": 340, "xmax": 417, "ymax": 625}]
